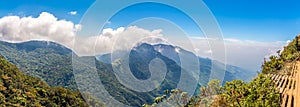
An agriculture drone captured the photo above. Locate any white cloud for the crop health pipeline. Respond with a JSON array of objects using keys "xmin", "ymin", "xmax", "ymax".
[
  {"xmin": 0, "ymin": 12, "xmax": 165, "ymax": 56},
  {"xmin": 89, "ymin": 26, "xmax": 164, "ymax": 55},
  {"xmin": 0, "ymin": 12, "xmax": 80, "ymax": 49},
  {"xmin": 70, "ymin": 26, "xmax": 165, "ymax": 56},
  {"xmin": 68, "ymin": 11, "xmax": 77, "ymax": 15}
]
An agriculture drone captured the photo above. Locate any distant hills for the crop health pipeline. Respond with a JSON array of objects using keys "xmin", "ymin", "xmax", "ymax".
[{"xmin": 0, "ymin": 40, "xmax": 256, "ymax": 106}]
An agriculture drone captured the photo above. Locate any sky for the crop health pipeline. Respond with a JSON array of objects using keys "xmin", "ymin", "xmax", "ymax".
[
  {"xmin": 0, "ymin": 0, "xmax": 299, "ymax": 71},
  {"xmin": 0, "ymin": 0, "xmax": 94, "ymax": 23},
  {"xmin": 204, "ymin": 0, "xmax": 300, "ymax": 41}
]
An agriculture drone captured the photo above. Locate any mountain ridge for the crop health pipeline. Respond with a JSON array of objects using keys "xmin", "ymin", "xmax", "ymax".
[
  {"xmin": 0, "ymin": 40, "xmax": 256, "ymax": 106},
  {"xmin": 97, "ymin": 43, "xmax": 256, "ymax": 84}
]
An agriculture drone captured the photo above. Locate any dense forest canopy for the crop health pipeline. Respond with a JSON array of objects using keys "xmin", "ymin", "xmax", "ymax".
[{"xmin": 0, "ymin": 55, "xmax": 103, "ymax": 106}]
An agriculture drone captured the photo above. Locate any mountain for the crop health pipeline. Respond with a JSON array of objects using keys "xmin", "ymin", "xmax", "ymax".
[
  {"xmin": 0, "ymin": 40, "xmax": 256, "ymax": 106},
  {"xmin": 154, "ymin": 43, "xmax": 256, "ymax": 83},
  {"xmin": 98, "ymin": 43, "xmax": 257, "ymax": 85},
  {"xmin": 75, "ymin": 43, "xmax": 198, "ymax": 106},
  {"xmin": 0, "ymin": 41, "xmax": 192, "ymax": 106},
  {"xmin": 0, "ymin": 55, "xmax": 103, "ymax": 106},
  {"xmin": 0, "ymin": 41, "xmax": 77, "ymax": 90}
]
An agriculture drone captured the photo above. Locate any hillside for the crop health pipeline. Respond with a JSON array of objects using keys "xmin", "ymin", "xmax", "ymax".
[
  {"xmin": 0, "ymin": 41, "xmax": 76, "ymax": 90},
  {"xmin": 0, "ymin": 55, "xmax": 103, "ymax": 106}
]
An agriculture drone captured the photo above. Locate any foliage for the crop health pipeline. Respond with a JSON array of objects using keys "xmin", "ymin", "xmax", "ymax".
[
  {"xmin": 148, "ymin": 74, "xmax": 280, "ymax": 107},
  {"xmin": 219, "ymin": 80, "xmax": 246, "ymax": 106},
  {"xmin": 0, "ymin": 41, "xmax": 77, "ymax": 90},
  {"xmin": 145, "ymin": 80, "xmax": 223, "ymax": 107},
  {"xmin": 244, "ymin": 74, "xmax": 280, "ymax": 107},
  {"xmin": 143, "ymin": 89, "xmax": 192, "ymax": 107},
  {"xmin": 0, "ymin": 55, "xmax": 103, "ymax": 106},
  {"xmin": 198, "ymin": 80, "xmax": 223, "ymax": 106},
  {"xmin": 262, "ymin": 55, "xmax": 284, "ymax": 74},
  {"xmin": 280, "ymin": 36, "xmax": 300, "ymax": 62},
  {"xmin": 216, "ymin": 74, "xmax": 280, "ymax": 107},
  {"xmin": 262, "ymin": 35, "xmax": 300, "ymax": 74}
]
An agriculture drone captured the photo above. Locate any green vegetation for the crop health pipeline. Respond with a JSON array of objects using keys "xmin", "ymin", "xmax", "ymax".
[
  {"xmin": 219, "ymin": 74, "xmax": 280, "ymax": 107},
  {"xmin": 147, "ymin": 35, "xmax": 300, "ymax": 107},
  {"xmin": 280, "ymin": 36, "xmax": 300, "ymax": 62},
  {"xmin": 0, "ymin": 55, "xmax": 103, "ymax": 106},
  {"xmin": 262, "ymin": 35, "xmax": 300, "ymax": 74},
  {"xmin": 262, "ymin": 55, "xmax": 284, "ymax": 74},
  {"xmin": 146, "ymin": 74, "xmax": 280, "ymax": 107},
  {"xmin": 0, "ymin": 41, "xmax": 77, "ymax": 90}
]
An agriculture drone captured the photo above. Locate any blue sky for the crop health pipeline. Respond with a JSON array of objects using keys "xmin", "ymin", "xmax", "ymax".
[
  {"xmin": 0, "ymin": 0, "xmax": 300, "ymax": 71},
  {"xmin": 0, "ymin": 0, "xmax": 94, "ymax": 23},
  {"xmin": 0, "ymin": 0, "xmax": 300, "ymax": 41},
  {"xmin": 105, "ymin": 2, "xmax": 203, "ymax": 37},
  {"xmin": 0, "ymin": 0, "xmax": 299, "ymax": 42},
  {"xmin": 204, "ymin": 0, "xmax": 300, "ymax": 41}
]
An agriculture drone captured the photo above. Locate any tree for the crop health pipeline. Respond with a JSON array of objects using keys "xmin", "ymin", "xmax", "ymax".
[
  {"xmin": 222, "ymin": 80, "xmax": 247, "ymax": 107},
  {"xmin": 244, "ymin": 74, "xmax": 280, "ymax": 107}
]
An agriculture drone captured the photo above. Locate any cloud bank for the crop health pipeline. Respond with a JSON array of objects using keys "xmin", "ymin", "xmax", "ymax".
[
  {"xmin": 75, "ymin": 26, "xmax": 165, "ymax": 56},
  {"xmin": 0, "ymin": 12, "xmax": 165, "ymax": 56},
  {"xmin": 0, "ymin": 12, "xmax": 80, "ymax": 48}
]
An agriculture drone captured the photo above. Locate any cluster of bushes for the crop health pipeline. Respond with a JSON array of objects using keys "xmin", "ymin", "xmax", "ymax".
[
  {"xmin": 262, "ymin": 55, "xmax": 284, "ymax": 74},
  {"xmin": 219, "ymin": 74, "xmax": 280, "ymax": 107}
]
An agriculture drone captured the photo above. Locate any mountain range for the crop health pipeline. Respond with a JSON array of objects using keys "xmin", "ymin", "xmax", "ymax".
[
  {"xmin": 0, "ymin": 40, "xmax": 256, "ymax": 106},
  {"xmin": 98, "ymin": 43, "xmax": 256, "ymax": 85}
]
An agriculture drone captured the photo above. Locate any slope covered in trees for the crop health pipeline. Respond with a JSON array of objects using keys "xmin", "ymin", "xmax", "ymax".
[
  {"xmin": 145, "ymin": 35, "xmax": 300, "ymax": 107},
  {"xmin": 0, "ymin": 41, "xmax": 77, "ymax": 90},
  {"xmin": 0, "ymin": 55, "xmax": 103, "ymax": 106}
]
